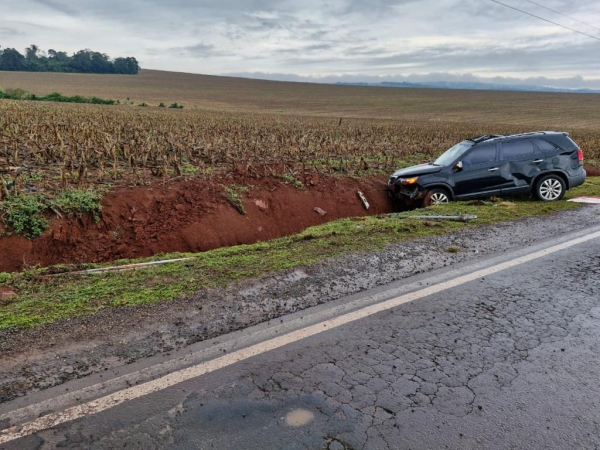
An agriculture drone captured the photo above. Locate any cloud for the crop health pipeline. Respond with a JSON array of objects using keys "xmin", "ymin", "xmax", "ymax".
[
  {"xmin": 165, "ymin": 42, "xmax": 232, "ymax": 58},
  {"xmin": 1, "ymin": 0, "xmax": 598, "ymax": 86},
  {"xmin": 31, "ymin": 0, "xmax": 78, "ymax": 16},
  {"xmin": 0, "ymin": 27, "xmax": 24, "ymax": 36}
]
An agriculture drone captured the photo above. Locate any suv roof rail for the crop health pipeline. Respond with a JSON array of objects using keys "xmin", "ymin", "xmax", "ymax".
[
  {"xmin": 467, "ymin": 131, "xmax": 569, "ymax": 144},
  {"xmin": 466, "ymin": 134, "xmax": 503, "ymax": 143}
]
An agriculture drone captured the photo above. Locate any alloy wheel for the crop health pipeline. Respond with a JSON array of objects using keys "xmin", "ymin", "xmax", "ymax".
[
  {"xmin": 429, "ymin": 192, "xmax": 449, "ymax": 205},
  {"xmin": 539, "ymin": 178, "xmax": 563, "ymax": 201}
]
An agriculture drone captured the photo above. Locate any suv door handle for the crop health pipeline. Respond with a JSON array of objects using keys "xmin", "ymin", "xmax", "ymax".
[
  {"xmin": 488, "ymin": 167, "xmax": 499, "ymax": 172},
  {"xmin": 533, "ymin": 159, "xmax": 543, "ymax": 163}
]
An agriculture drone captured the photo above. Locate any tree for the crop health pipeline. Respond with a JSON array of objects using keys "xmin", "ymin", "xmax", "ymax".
[
  {"xmin": 0, "ymin": 46, "xmax": 139, "ymax": 74},
  {"xmin": 0, "ymin": 48, "xmax": 26, "ymax": 71},
  {"xmin": 113, "ymin": 57, "xmax": 139, "ymax": 74},
  {"xmin": 90, "ymin": 52, "xmax": 113, "ymax": 74},
  {"xmin": 47, "ymin": 49, "xmax": 70, "ymax": 72},
  {"xmin": 70, "ymin": 49, "xmax": 93, "ymax": 73},
  {"xmin": 25, "ymin": 45, "xmax": 39, "ymax": 61}
]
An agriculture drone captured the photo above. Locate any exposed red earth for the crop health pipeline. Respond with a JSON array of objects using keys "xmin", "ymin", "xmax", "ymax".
[
  {"xmin": 586, "ymin": 165, "xmax": 600, "ymax": 177},
  {"xmin": 0, "ymin": 175, "xmax": 393, "ymax": 273},
  {"xmin": 2, "ymin": 165, "xmax": 598, "ymax": 273}
]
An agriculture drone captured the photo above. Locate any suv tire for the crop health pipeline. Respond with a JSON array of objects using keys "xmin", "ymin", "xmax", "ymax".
[
  {"xmin": 534, "ymin": 174, "xmax": 566, "ymax": 202},
  {"xmin": 423, "ymin": 188, "xmax": 450, "ymax": 206}
]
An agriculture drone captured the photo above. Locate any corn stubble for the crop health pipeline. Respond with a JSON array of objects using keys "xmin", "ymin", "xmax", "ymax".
[{"xmin": 1, "ymin": 101, "xmax": 598, "ymax": 197}]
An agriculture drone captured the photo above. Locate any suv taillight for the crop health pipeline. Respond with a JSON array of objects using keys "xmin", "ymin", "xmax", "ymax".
[{"xmin": 578, "ymin": 148, "xmax": 584, "ymax": 163}]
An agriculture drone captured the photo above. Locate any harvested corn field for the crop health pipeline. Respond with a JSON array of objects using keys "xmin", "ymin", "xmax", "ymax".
[
  {"xmin": 1, "ymin": 100, "xmax": 600, "ymax": 197},
  {"xmin": 1, "ymin": 71, "xmax": 600, "ymax": 271}
]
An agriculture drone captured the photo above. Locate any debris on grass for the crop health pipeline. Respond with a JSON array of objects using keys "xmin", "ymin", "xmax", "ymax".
[
  {"xmin": 397, "ymin": 214, "xmax": 478, "ymax": 222},
  {"xmin": 497, "ymin": 201, "xmax": 516, "ymax": 208},
  {"xmin": 568, "ymin": 197, "xmax": 600, "ymax": 204},
  {"xmin": 357, "ymin": 191, "xmax": 370, "ymax": 210},
  {"xmin": 0, "ymin": 287, "xmax": 17, "ymax": 302}
]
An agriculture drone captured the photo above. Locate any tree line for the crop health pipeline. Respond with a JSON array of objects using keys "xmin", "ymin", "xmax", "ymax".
[{"xmin": 0, "ymin": 45, "xmax": 139, "ymax": 74}]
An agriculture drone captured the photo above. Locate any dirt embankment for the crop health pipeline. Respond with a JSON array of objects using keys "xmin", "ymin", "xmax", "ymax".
[{"xmin": 0, "ymin": 175, "xmax": 393, "ymax": 272}]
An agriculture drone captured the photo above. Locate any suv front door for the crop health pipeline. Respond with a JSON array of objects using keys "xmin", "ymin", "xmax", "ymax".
[
  {"xmin": 452, "ymin": 143, "xmax": 503, "ymax": 198},
  {"xmin": 498, "ymin": 139, "xmax": 548, "ymax": 195}
]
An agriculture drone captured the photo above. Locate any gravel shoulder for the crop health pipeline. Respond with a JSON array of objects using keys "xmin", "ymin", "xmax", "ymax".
[{"xmin": 1, "ymin": 205, "xmax": 599, "ymax": 403}]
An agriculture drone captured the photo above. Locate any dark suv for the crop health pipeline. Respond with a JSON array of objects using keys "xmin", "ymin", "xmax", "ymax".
[{"xmin": 388, "ymin": 131, "xmax": 586, "ymax": 207}]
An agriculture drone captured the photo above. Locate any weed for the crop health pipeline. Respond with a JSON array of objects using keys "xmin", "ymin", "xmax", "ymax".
[
  {"xmin": 181, "ymin": 164, "xmax": 197, "ymax": 175},
  {"xmin": 276, "ymin": 174, "xmax": 305, "ymax": 190},
  {"xmin": 222, "ymin": 185, "xmax": 248, "ymax": 214},
  {"xmin": 0, "ymin": 195, "xmax": 48, "ymax": 239},
  {"xmin": 22, "ymin": 171, "xmax": 44, "ymax": 183},
  {"xmin": 53, "ymin": 189, "xmax": 103, "ymax": 222}
]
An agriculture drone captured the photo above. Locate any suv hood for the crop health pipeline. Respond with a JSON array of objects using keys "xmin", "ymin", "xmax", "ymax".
[{"xmin": 391, "ymin": 163, "xmax": 443, "ymax": 179}]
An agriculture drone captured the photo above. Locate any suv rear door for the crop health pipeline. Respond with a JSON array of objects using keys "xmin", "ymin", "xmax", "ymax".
[
  {"xmin": 452, "ymin": 143, "xmax": 503, "ymax": 198},
  {"xmin": 498, "ymin": 139, "xmax": 547, "ymax": 195}
]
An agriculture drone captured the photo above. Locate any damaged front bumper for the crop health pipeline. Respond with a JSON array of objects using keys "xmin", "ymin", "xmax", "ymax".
[{"xmin": 387, "ymin": 182, "xmax": 426, "ymax": 205}]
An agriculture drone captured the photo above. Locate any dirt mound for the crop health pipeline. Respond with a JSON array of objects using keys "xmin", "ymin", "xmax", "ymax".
[
  {"xmin": 0, "ymin": 176, "xmax": 393, "ymax": 272},
  {"xmin": 585, "ymin": 165, "xmax": 600, "ymax": 177}
]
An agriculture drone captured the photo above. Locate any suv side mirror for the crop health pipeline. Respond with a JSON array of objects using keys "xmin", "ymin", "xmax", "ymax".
[{"xmin": 453, "ymin": 161, "xmax": 463, "ymax": 171}]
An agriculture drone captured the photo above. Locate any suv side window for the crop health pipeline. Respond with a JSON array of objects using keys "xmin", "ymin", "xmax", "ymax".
[
  {"xmin": 533, "ymin": 138, "xmax": 558, "ymax": 154},
  {"xmin": 500, "ymin": 140, "xmax": 534, "ymax": 160},
  {"xmin": 463, "ymin": 144, "xmax": 497, "ymax": 166}
]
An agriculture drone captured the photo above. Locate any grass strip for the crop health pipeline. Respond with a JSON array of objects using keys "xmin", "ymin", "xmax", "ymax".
[{"xmin": 1, "ymin": 177, "xmax": 599, "ymax": 330}]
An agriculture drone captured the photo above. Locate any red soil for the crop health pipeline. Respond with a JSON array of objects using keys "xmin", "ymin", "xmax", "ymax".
[
  {"xmin": 585, "ymin": 164, "xmax": 600, "ymax": 177},
  {"xmin": 0, "ymin": 175, "xmax": 394, "ymax": 272}
]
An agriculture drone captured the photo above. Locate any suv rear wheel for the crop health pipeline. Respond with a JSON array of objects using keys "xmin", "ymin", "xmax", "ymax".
[
  {"xmin": 423, "ymin": 188, "xmax": 450, "ymax": 206},
  {"xmin": 534, "ymin": 174, "xmax": 566, "ymax": 202}
]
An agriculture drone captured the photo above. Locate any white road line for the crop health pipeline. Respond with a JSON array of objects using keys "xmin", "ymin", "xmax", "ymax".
[{"xmin": 2, "ymin": 229, "xmax": 599, "ymax": 444}]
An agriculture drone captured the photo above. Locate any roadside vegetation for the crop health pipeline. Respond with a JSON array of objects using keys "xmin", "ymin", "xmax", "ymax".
[
  {"xmin": 0, "ymin": 88, "xmax": 117, "ymax": 104},
  {"xmin": 1, "ymin": 178, "xmax": 598, "ymax": 330},
  {"xmin": 0, "ymin": 189, "xmax": 102, "ymax": 238}
]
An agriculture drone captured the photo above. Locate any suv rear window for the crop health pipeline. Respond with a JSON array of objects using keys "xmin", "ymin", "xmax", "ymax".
[
  {"xmin": 500, "ymin": 140, "xmax": 534, "ymax": 160},
  {"xmin": 463, "ymin": 144, "xmax": 496, "ymax": 166}
]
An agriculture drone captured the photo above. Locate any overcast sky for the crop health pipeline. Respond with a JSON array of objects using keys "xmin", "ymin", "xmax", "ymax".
[{"xmin": 2, "ymin": 0, "xmax": 600, "ymax": 87}]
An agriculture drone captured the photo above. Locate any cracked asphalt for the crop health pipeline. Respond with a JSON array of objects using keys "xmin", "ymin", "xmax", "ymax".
[{"xmin": 6, "ymin": 226, "xmax": 600, "ymax": 449}]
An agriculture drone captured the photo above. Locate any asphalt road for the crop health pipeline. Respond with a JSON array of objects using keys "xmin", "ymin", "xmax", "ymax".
[{"xmin": 3, "ymin": 227, "xmax": 600, "ymax": 449}]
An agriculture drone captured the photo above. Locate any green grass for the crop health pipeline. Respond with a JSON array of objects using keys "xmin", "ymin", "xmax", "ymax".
[
  {"xmin": 275, "ymin": 174, "xmax": 305, "ymax": 190},
  {"xmin": 1, "ymin": 178, "xmax": 599, "ymax": 330}
]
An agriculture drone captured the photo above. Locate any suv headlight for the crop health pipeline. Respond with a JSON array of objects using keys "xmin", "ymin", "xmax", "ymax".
[{"xmin": 398, "ymin": 177, "xmax": 419, "ymax": 185}]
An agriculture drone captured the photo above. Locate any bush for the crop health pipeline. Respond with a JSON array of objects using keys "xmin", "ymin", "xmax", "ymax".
[
  {"xmin": 0, "ymin": 88, "xmax": 116, "ymax": 105},
  {"xmin": 53, "ymin": 189, "xmax": 102, "ymax": 221},
  {"xmin": 158, "ymin": 102, "xmax": 166, "ymax": 108},
  {"xmin": 168, "ymin": 103, "xmax": 184, "ymax": 109},
  {"xmin": 0, "ymin": 88, "xmax": 33, "ymax": 100},
  {"xmin": 0, "ymin": 195, "xmax": 48, "ymax": 239}
]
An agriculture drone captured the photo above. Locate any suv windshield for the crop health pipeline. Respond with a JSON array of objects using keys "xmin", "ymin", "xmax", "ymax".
[{"xmin": 434, "ymin": 141, "xmax": 474, "ymax": 166}]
